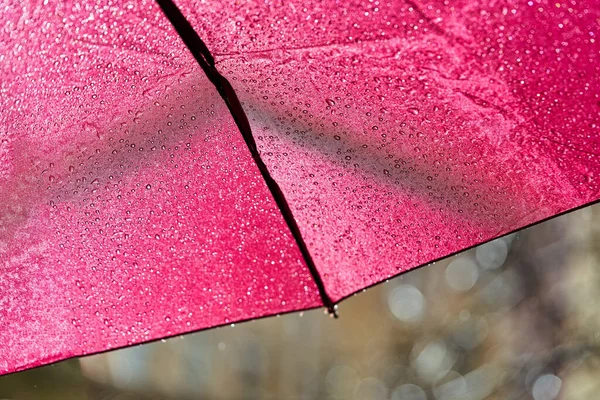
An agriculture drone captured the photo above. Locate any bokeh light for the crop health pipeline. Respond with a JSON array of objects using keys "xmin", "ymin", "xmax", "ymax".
[{"xmin": 1, "ymin": 204, "xmax": 599, "ymax": 399}]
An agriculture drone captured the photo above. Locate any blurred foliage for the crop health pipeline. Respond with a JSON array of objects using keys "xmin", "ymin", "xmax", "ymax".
[{"xmin": 1, "ymin": 204, "xmax": 599, "ymax": 400}]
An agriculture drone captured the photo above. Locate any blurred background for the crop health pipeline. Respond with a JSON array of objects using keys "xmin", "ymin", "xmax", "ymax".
[{"xmin": 1, "ymin": 203, "xmax": 599, "ymax": 400}]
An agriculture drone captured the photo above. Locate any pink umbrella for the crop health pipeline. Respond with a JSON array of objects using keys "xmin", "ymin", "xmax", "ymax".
[{"xmin": 1, "ymin": 0, "xmax": 598, "ymax": 375}]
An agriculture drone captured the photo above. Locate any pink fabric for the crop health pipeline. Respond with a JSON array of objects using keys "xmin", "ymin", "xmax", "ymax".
[
  {"xmin": 0, "ymin": 0, "xmax": 320, "ymax": 374},
  {"xmin": 177, "ymin": 0, "xmax": 600, "ymax": 300},
  {"xmin": 1, "ymin": 0, "xmax": 598, "ymax": 374}
]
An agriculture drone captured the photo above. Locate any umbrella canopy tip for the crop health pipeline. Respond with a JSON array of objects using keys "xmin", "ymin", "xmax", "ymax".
[{"xmin": 326, "ymin": 305, "xmax": 339, "ymax": 319}]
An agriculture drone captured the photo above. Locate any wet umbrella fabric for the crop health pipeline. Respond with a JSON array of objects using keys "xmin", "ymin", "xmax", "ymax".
[{"xmin": 0, "ymin": 0, "xmax": 598, "ymax": 375}]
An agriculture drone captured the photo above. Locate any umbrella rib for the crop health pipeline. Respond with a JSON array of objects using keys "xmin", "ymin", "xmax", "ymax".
[{"xmin": 155, "ymin": 0, "xmax": 338, "ymax": 317}]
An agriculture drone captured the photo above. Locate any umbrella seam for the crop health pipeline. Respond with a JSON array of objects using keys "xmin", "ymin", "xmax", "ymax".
[{"xmin": 154, "ymin": 0, "xmax": 338, "ymax": 317}]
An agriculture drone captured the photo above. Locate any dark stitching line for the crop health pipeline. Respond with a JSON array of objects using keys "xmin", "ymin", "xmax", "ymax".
[{"xmin": 155, "ymin": 0, "xmax": 338, "ymax": 317}]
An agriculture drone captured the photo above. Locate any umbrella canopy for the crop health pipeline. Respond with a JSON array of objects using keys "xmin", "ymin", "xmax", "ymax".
[{"xmin": 1, "ymin": 0, "xmax": 598, "ymax": 375}]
